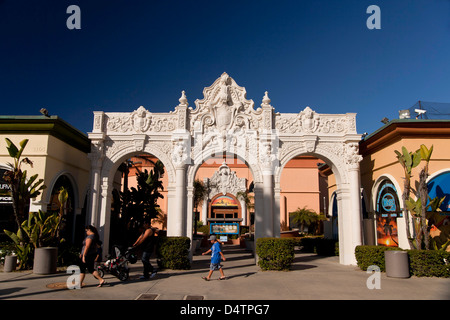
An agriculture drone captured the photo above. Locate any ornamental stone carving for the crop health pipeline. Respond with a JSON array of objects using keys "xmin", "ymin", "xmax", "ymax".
[
  {"xmin": 190, "ymin": 72, "xmax": 263, "ymax": 133},
  {"xmin": 206, "ymin": 162, "xmax": 247, "ymax": 197},
  {"xmin": 88, "ymin": 72, "xmax": 363, "ymax": 266}
]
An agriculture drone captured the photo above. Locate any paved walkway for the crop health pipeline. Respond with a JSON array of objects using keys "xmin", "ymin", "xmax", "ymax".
[{"xmin": 1, "ymin": 244, "xmax": 449, "ymax": 301}]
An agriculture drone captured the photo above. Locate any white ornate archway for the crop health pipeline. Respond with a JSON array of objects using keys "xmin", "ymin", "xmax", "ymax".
[{"xmin": 87, "ymin": 73, "xmax": 363, "ymax": 265}]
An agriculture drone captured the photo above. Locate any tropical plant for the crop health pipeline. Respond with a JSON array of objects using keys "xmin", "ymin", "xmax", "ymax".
[
  {"xmin": 290, "ymin": 206, "xmax": 321, "ymax": 233},
  {"xmin": 152, "ymin": 208, "xmax": 167, "ymax": 230},
  {"xmin": 193, "ymin": 179, "xmax": 208, "ymax": 235},
  {"xmin": 2, "ymin": 138, "xmax": 46, "ymax": 230},
  {"xmin": 126, "ymin": 160, "xmax": 165, "ymax": 224},
  {"xmin": 3, "ymin": 228, "xmax": 33, "ymax": 269},
  {"xmin": 115, "ymin": 160, "xmax": 165, "ymax": 244},
  {"xmin": 20, "ymin": 210, "xmax": 61, "ymax": 248},
  {"xmin": 394, "ymin": 146, "xmax": 421, "ymax": 249},
  {"xmin": 193, "ymin": 179, "xmax": 208, "ymax": 213},
  {"xmin": 396, "ymin": 144, "xmax": 448, "ymax": 250},
  {"xmin": 55, "ymin": 186, "xmax": 68, "ymax": 241}
]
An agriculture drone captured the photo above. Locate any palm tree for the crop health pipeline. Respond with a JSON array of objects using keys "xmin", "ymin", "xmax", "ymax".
[
  {"xmin": 193, "ymin": 179, "xmax": 208, "ymax": 235},
  {"xmin": 290, "ymin": 206, "xmax": 319, "ymax": 233}
]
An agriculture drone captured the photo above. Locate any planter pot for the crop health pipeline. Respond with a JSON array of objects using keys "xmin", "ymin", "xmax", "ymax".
[
  {"xmin": 4, "ymin": 255, "xmax": 17, "ymax": 272},
  {"xmin": 385, "ymin": 250, "xmax": 410, "ymax": 278},
  {"xmin": 280, "ymin": 229, "xmax": 300, "ymax": 238},
  {"xmin": 33, "ymin": 247, "xmax": 58, "ymax": 274}
]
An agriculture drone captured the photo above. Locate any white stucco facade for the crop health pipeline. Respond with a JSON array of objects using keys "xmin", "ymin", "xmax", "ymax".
[{"xmin": 87, "ymin": 73, "xmax": 363, "ymax": 265}]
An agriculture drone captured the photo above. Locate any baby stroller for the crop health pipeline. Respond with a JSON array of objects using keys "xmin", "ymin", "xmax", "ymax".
[{"xmin": 96, "ymin": 246, "xmax": 137, "ymax": 281}]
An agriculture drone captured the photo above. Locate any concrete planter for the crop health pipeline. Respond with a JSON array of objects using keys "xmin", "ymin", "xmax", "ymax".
[
  {"xmin": 385, "ymin": 250, "xmax": 410, "ymax": 278},
  {"xmin": 33, "ymin": 247, "xmax": 58, "ymax": 274},
  {"xmin": 4, "ymin": 255, "xmax": 17, "ymax": 272}
]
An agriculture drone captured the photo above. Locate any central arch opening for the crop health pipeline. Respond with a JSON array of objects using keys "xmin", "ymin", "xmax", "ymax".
[{"xmin": 191, "ymin": 153, "xmax": 255, "ymax": 248}]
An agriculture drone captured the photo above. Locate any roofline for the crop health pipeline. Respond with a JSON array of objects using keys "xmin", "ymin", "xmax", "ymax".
[
  {"xmin": 0, "ymin": 115, "xmax": 91, "ymax": 153},
  {"xmin": 360, "ymin": 119, "xmax": 450, "ymax": 156}
]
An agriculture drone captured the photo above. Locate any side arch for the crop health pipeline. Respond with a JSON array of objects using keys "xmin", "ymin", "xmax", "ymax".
[{"xmin": 276, "ymin": 141, "xmax": 362, "ymax": 265}]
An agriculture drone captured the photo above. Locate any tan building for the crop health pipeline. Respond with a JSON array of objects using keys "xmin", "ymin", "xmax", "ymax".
[
  {"xmin": 359, "ymin": 119, "xmax": 450, "ymax": 249},
  {"xmin": 0, "ymin": 116, "xmax": 91, "ymax": 244}
]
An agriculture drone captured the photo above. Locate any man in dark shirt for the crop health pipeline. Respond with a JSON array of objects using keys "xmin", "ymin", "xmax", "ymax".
[{"xmin": 133, "ymin": 219, "xmax": 158, "ymax": 280}]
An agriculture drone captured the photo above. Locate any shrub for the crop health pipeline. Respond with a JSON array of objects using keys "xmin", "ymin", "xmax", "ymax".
[
  {"xmin": 157, "ymin": 236, "xmax": 191, "ymax": 270},
  {"xmin": 256, "ymin": 238, "xmax": 296, "ymax": 271},
  {"xmin": 299, "ymin": 236, "xmax": 339, "ymax": 256},
  {"xmin": 299, "ymin": 236, "xmax": 322, "ymax": 253},
  {"xmin": 408, "ymin": 250, "xmax": 450, "ymax": 277},
  {"xmin": 355, "ymin": 245, "xmax": 450, "ymax": 277},
  {"xmin": 355, "ymin": 245, "xmax": 403, "ymax": 272}
]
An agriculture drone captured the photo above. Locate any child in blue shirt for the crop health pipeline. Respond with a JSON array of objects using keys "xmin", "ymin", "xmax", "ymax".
[{"xmin": 202, "ymin": 235, "xmax": 226, "ymax": 281}]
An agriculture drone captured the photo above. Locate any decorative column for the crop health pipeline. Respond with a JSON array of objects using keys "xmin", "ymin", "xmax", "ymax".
[
  {"xmin": 202, "ymin": 178, "xmax": 209, "ymax": 225},
  {"xmin": 98, "ymin": 178, "xmax": 113, "ymax": 257},
  {"xmin": 273, "ymin": 186, "xmax": 281, "ymax": 237},
  {"xmin": 344, "ymin": 142, "xmax": 363, "ymax": 265},
  {"xmin": 87, "ymin": 112, "xmax": 106, "ymax": 227},
  {"xmin": 258, "ymin": 91, "xmax": 276, "ymax": 238},
  {"xmin": 167, "ymin": 91, "xmax": 190, "ymax": 237}
]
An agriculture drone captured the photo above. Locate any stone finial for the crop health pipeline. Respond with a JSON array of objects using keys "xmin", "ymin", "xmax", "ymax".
[
  {"xmin": 261, "ymin": 91, "xmax": 271, "ymax": 107},
  {"xmin": 179, "ymin": 90, "xmax": 188, "ymax": 107}
]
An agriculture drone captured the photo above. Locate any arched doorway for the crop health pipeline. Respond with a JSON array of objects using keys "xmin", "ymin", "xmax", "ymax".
[
  {"xmin": 374, "ymin": 179, "xmax": 401, "ymax": 247},
  {"xmin": 276, "ymin": 140, "xmax": 363, "ymax": 265},
  {"xmin": 47, "ymin": 174, "xmax": 76, "ymax": 244},
  {"xmin": 209, "ymin": 194, "xmax": 242, "ymax": 222}
]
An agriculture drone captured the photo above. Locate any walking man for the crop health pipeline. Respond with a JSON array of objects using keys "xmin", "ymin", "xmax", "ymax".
[{"xmin": 133, "ymin": 219, "xmax": 158, "ymax": 280}]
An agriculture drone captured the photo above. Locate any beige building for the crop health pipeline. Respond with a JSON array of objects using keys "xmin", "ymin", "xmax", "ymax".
[
  {"xmin": 359, "ymin": 119, "xmax": 450, "ymax": 249},
  {"xmin": 0, "ymin": 116, "xmax": 91, "ymax": 244}
]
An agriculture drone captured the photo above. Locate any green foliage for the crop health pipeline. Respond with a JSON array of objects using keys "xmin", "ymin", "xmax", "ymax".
[
  {"xmin": 408, "ymin": 250, "xmax": 450, "ymax": 277},
  {"xmin": 3, "ymin": 228, "xmax": 33, "ymax": 269},
  {"xmin": 119, "ymin": 160, "xmax": 165, "ymax": 231},
  {"xmin": 300, "ymin": 236, "xmax": 339, "ymax": 256},
  {"xmin": 157, "ymin": 236, "xmax": 191, "ymax": 270},
  {"xmin": 22, "ymin": 210, "xmax": 62, "ymax": 248},
  {"xmin": 394, "ymin": 144, "xmax": 448, "ymax": 250},
  {"xmin": 256, "ymin": 238, "xmax": 296, "ymax": 271},
  {"xmin": 193, "ymin": 179, "xmax": 207, "ymax": 211},
  {"xmin": 355, "ymin": 245, "xmax": 450, "ymax": 277},
  {"xmin": 354, "ymin": 245, "xmax": 403, "ymax": 272},
  {"xmin": 2, "ymin": 138, "xmax": 46, "ymax": 229},
  {"xmin": 289, "ymin": 206, "xmax": 323, "ymax": 233}
]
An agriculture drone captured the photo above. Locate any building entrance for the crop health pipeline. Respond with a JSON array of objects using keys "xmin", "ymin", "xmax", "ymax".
[{"xmin": 209, "ymin": 194, "xmax": 242, "ymax": 223}]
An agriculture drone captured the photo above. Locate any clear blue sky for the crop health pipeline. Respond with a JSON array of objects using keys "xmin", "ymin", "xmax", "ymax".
[{"xmin": 1, "ymin": 0, "xmax": 449, "ymax": 135}]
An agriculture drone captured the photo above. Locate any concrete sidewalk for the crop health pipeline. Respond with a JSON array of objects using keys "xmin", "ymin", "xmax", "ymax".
[{"xmin": 1, "ymin": 244, "xmax": 449, "ymax": 301}]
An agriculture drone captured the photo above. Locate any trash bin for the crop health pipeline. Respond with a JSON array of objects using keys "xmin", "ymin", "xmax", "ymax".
[
  {"xmin": 4, "ymin": 255, "xmax": 17, "ymax": 272},
  {"xmin": 33, "ymin": 247, "xmax": 58, "ymax": 274},
  {"xmin": 385, "ymin": 250, "xmax": 410, "ymax": 278}
]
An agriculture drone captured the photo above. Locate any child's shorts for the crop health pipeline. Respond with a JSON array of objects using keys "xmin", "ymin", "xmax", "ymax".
[{"xmin": 210, "ymin": 263, "xmax": 222, "ymax": 271}]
